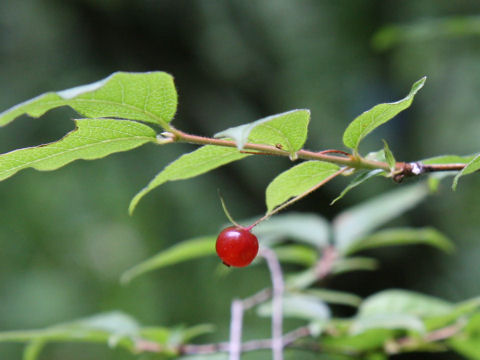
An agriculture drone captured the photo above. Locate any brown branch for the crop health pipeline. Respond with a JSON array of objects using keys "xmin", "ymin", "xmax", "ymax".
[{"xmin": 167, "ymin": 128, "xmax": 468, "ymax": 180}]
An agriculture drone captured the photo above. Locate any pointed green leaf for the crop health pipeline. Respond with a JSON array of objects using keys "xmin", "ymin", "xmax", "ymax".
[
  {"xmin": 331, "ymin": 169, "xmax": 384, "ymax": 205},
  {"xmin": 422, "ymin": 154, "xmax": 476, "ymax": 165},
  {"xmin": 452, "ymin": 153, "xmax": 480, "ymax": 190},
  {"xmin": 266, "ymin": 161, "xmax": 340, "ymax": 212},
  {"xmin": 214, "ymin": 109, "xmax": 310, "ymax": 157},
  {"xmin": 251, "ymin": 212, "xmax": 330, "ymax": 248},
  {"xmin": 0, "ymin": 119, "xmax": 156, "ymax": 182},
  {"xmin": 342, "ymin": 77, "xmax": 426, "ymax": 151},
  {"xmin": 129, "ymin": 145, "xmax": 249, "ymax": 214},
  {"xmin": 333, "ymin": 183, "xmax": 429, "ymax": 253},
  {"xmin": 257, "ymin": 293, "xmax": 330, "ymax": 321},
  {"xmin": 121, "ymin": 236, "xmax": 216, "ymax": 284},
  {"xmin": 345, "ymin": 227, "xmax": 455, "ymax": 255},
  {"xmin": 0, "ymin": 72, "xmax": 178, "ymax": 128},
  {"xmin": 382, "ymin": 140, "xmax": 396, "ymax": 171}
]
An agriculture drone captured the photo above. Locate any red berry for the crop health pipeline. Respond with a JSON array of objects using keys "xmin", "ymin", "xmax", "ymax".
[{"xmin": 216, "ymin": 226, "xmax": 259, "ymax": 267}]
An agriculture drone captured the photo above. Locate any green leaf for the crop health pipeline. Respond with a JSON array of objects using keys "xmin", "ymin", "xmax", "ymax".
[
  {"xmin": 0, "ymin": 119, "xmax": 156, "ymax": 182},
  {"xmin": 273, "ymin": 244, "xmax": 318, "ymax": 266},
  {"xmin": 344, "ymin": 227, "xmax": 455, "ymax": 255},
  {"xmin": 331, "ymin": 169, "xmax": 384, "ymax": 205},
  {"xmin": 359, "ymin": 290, "xmax": 452, "ymax": 318},
  {"xmin": 452, "ymin": 153, "xmax": 480, "ymax": 190},
  {"xmin": 0, "ymin": 72, "xmax": 178, "ymax": 128},
  {"xmin": 252, "ymin": 212, "xmax": 330, "ymax": 248},
  {"xmin": 305, "ymin": 289, "xmax": 362, "ymax": 307},
  {"xmin": 121, "ymin": 236, "xmax": 216, "ymax": 284},
  {"xmin": 422, "ymin": 154, "xmax": 476, "ymax": 165},
  {"xmin": 257, "ymin": 293, "xmax": 330, "ymax": 321},
  {"xmin": 129, "ymin": 145, "xmax": 249, "ymax": 214},
  {"xmin": 266, "ymin": 161, "xmax": 340, "ymax": 212},
  {"xmin": 214, "ymin": 109, "xmax": 310, "ymax": 157},
  {"xmin": 351, "ymin": 314, "xmax": 425, "ymax": 335},
  {"xmin": 333, "ymin": 182, "xmax": 429, "ymax": 253},
  {"xmin": 342, "ymin": 77, "xmax": 426, "ymax": 151},
  {"xmin": 382, "ymin": 140, "xmax": 396, "ymax": 171}
]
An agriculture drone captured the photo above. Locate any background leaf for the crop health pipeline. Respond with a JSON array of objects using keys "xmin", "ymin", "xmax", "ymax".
[
  {"xmin": 342, "ymin": 77, "xmax": 426, "ymax": 151},
  {"xmin": 333, "ymin": 183, "xmax": 429, "ymax": 253},
  {"xmin": 129, "ymin": 145, "xmax": 249, "ymax": 214},
  {"xmin": 121, "ymin": 236, "xmax": 216, "ymax": 283},
  {"xmin": 257, "ymin": 293, "xmax": 330, "ymax": 321},
  {"xmin": 304, "ymin": 289, "xmax": 363, "ymax": 307},
  {"xmin": 0, "ymin": 312, "xmax": 141, "ymax": 353},
  {"xmin": 265, "ymin": 161, "xmax": 340, "ymax": 212},
  {"xmin": 0, "ymin": 72, "xmax": 178, "ymax": 128},
  {"xmin": 452, "ymin": 153, "xmax": 480, "ymax": 190},
  {"xmin": 0, "ymin": 119, "xmax": 156, "ymax": 182},
  {"xmin": 251, "ymin": 212, "xmax": 330, "ymax": 248},
  {"xmin": 344, "ymin": 227, "xmax": 455, "ymax": 255},
  {"xmin": 359, "ymin": 290, "xmax": 452, "ymax": 318},
  {"xmin": 214, "ymin": 109, "xmax": 310, "ymax": 156},
  {"xmin": 273, "ymin": 245, "xmax": 318, "ymax": 267}
]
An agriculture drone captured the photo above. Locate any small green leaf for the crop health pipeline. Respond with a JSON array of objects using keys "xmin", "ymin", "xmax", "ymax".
[
  {"xmin": 214, "ymin": 109, "xmax": 310, "ymax": 156},
  {"xmin": 0, "ymin": 72, "xmax": 178, "ymax": 128},
  {"xmin": 121, "ymin": 236, "xmax": 216, "ymax": 283},
  {"xmin": 351, "ymin": 314, "xmax": 425, "ymax": 335},
  {"xmin": 342, "ymin": 77, "xmax": 426, "ymax": 151},
  {"xmin": 305, "ymin": 289, "xmax": 362, "ymax": 307},
  {"xmin": 422, "ymin": 154, "xmax": 476, "ymax": 165},
  {"xmin": 273, "ymin": 244, "xmax": 318, "ymax": 267},
  {"xmin": 333, "ymin": 183, "xmax": 429, "ymax": 253},
  {"xmin": 266, "ymin": 161, "xmax": 340, "ymax": 212},
  {"xmin": 382, "ymin": 140, "xmax": 396, "ymax": 171},
  {"xmin": 252, "ymin": 212, "xmax": 330, "ymax": 248},
  {"xmin": 359, "ymin": 290, "xmax": 452, "ymax": 318},
  {"xmin": 452, "ymin": 153, "xmax": 480, "ymax": 190},
  {"xmin": 331, "ymin": 169, "xmax": 384, "ymax": 205},
  {"xmin": 257, "ymin": 293, "xmax": 330, "ymax": 321},
  {"xmin": 129, "ymin": 146, "xmax": 249, "ymax": 214},
  {"xmin": 345, "ymin": 227, "xmax": 455, "ymax": 255},
  {"xmin": 0, "ymin": 119, "xmax": 156, "ymax": 182}
]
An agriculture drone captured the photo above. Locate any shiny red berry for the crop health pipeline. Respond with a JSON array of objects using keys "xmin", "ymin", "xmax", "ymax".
[{"xmin": 216, "ymin": 226, "xmax": 259, "ymax": 267}]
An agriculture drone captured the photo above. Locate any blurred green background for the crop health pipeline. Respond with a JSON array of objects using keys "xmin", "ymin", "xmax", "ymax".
[{"xmin": 1, "ymin": 1, "xmax": 480, "ymax": 359}]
